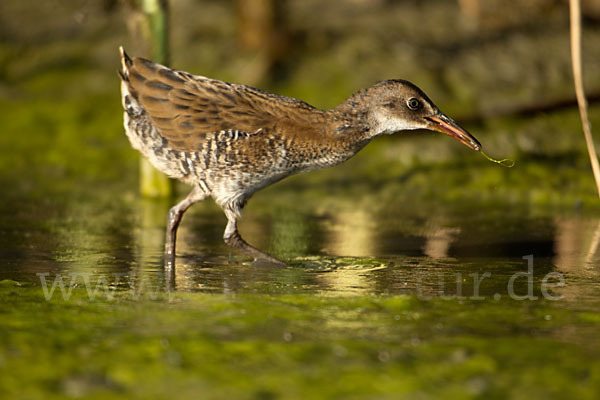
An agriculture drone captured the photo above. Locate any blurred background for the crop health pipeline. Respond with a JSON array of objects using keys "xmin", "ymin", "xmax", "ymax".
[
  {"xmin": 1, "ymin": 0, "xmax": 600, "ymax": 276},
  {"xmin": 4, "ymin": 4, "xmax": 600, "ymax": 398},
  {"xmin": 1, "ymin": 0, "xmax": 600, "ymax": 197}
]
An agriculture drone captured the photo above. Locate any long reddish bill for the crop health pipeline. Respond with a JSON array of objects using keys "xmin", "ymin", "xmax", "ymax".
[{"xmin": 426, "ymin": 114, "xmax": 481, "ymax": 151}]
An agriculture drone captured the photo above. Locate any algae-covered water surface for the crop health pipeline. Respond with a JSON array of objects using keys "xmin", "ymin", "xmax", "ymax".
[
  {"xmin": 2, "ymin": 130, "xmax": 600, "ymax": 399},
  {"xmin": 1, "ymin": 79, "xmax": 600, "ymax": 400},
  {"xmin": 2, "ymin": 1, "xmax": 600, "ymax": 398}
]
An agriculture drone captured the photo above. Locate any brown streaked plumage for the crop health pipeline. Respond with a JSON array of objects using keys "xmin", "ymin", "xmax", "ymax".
[{"xmin": 118, "ymin": 46, "xmax": 481, "ymax": 266}]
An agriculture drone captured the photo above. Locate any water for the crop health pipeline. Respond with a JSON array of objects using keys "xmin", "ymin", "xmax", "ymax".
[
  {"xmin": 2, "ymin": 176, "xmax": 599, "ymax": 301},
  {"xmin": 2, "ymin": 157, "xmax": 600, "ymax": 398}
]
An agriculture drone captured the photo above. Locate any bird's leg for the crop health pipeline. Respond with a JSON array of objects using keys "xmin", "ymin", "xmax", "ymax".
[
  {"xmin": 223, "ymin": 214, "xmax": 287, "ymax": 267},
  {"xmin": 165, "ymin": 185, "xmax": 208, "ymax": 258}
]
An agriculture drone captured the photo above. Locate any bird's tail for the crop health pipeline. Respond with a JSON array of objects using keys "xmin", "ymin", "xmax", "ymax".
[{"xmin": 118, "ymin": 46, "xmax": 144, "ymax": 118}]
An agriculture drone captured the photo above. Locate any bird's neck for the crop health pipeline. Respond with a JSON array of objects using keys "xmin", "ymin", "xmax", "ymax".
[{"xmin": 327, "ymin": 90, "xmax": 373, "ymax": 140}]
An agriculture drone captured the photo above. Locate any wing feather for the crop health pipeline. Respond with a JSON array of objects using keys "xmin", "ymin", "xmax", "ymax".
[{"xmin": 123, "ymin": 56, "xmax": 324, "ymax": 151}]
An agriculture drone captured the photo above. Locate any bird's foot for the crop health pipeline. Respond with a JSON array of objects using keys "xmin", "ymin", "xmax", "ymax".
[
  {"xmin": 252, "ymin": 254, "xmax": 289, "ymax": 268},
  {"xmin": 224, "ymin": 231, "xmax": 288, "ymax": 267}
]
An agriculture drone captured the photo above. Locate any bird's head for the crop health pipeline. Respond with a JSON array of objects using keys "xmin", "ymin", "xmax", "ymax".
[{"xmin": 365, "ymin": 80, "xmax": 481, "ymax": 151}]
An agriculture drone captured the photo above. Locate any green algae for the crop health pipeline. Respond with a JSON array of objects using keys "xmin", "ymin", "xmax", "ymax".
[
  {"xmin": 2, "ymin": 6, "xmax": 600, "ymax": 399},
  {"xmin": 479, "ymin": 149, "xmax": 515, "ymax": 168},
  {"xmin": 1, "ymin": 285, "xmax": 599, "ymax": 400}
]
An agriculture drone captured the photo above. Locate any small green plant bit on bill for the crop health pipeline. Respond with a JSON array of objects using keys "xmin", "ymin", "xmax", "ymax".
[{"xmin": 480, "ymin": 149, "xmax": 515, "ymax": 168}]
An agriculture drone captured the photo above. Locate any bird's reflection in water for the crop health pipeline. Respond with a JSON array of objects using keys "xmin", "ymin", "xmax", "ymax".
[{"xmin": 126, "ymin": 197, "xmax": 600, "ymax": 301}]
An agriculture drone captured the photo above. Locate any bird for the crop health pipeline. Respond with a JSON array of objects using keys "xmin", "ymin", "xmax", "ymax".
[{"xmin": 118, "ymin": 46, "xmax": 481, "ymax": 266}]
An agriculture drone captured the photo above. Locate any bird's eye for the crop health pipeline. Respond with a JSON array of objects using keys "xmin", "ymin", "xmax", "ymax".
[{"xmin": 407, "ymin": 98, "xmax": 421, "ymax": 110}]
